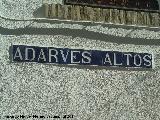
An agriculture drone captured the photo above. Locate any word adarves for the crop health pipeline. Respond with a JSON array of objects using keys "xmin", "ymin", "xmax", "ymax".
[{"xmin": 12, "ymin": 45, "xmax": 153, "ymax": 68}]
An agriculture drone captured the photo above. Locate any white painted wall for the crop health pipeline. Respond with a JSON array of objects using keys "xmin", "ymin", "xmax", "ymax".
[{"xmin": 0, "ymin": 0, "xmax": 160, "ymax": 120}]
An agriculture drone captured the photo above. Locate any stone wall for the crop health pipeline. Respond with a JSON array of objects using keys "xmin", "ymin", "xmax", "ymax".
[{"xmin": 44, "ymin": 3, "xmax": 160, "ymax": 27}]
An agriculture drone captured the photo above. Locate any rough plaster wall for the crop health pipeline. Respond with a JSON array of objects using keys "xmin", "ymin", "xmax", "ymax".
[
  {"xmin": 1, "ymin": 34, "xmax": 160, "ymax": 120},
  {"xmin": 0, "ymin": 0, "xmax": 63, "ymax": 19},
  {"xmin": 0, "ymin": 0, "xmax": 160, "ymax": 120}
]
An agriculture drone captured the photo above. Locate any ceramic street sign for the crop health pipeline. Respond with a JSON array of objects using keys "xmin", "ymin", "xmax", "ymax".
[{"xmin": 12, "ymin": 45, "xmax": 153, "ymax": 68}]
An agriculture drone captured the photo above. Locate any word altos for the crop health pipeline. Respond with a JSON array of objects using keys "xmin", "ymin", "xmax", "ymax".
[{"xmin": 12, "ymin": 45, "xmax": 152, "ymax": 68}]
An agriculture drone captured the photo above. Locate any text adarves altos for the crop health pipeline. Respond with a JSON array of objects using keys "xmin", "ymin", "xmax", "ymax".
[{"xmin": 12, "ymin": 45, "xmax": 153, "ymax": 68}]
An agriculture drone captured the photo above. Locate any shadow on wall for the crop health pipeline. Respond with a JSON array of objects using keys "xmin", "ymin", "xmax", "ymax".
[
  {"xmin": 33, "ymin": 5, "xmax": 45, "ymax": 18},
  {"xmin": 1, "ymin": 26, "xmax": 160, "ymax": 46},
  {"xmin": 30, "ymin": 4, "xmax": 160, "ymax": 47}
]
